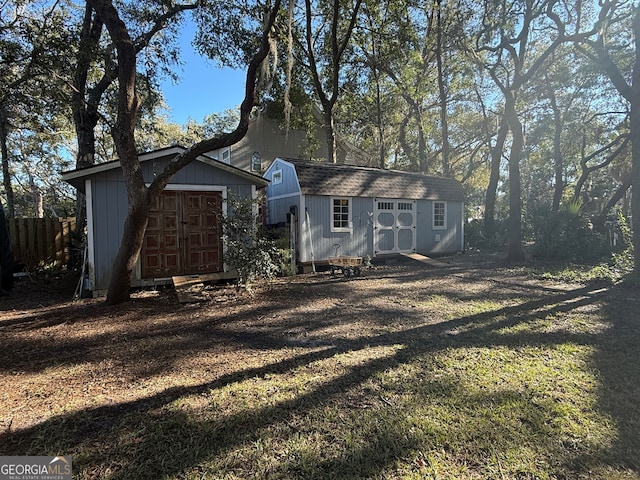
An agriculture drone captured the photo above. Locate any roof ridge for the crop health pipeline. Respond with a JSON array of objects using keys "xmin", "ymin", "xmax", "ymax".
[{"xmin": 286, "ymin": 159, "xmax": 459, "ymax": 181}]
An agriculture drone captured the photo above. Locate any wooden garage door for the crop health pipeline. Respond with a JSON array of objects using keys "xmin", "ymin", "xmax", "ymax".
[{"xmin": 141, "ymin": 191, "xmax": 223, "ymax": 278}]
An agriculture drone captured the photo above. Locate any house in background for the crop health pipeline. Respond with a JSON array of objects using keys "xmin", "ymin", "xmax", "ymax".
[
  {"xmin": 62, "ymin": 146, "xmax": 268, "ymax": 296},
  {"xmin": 263, "ymin": 159, "xmax": 465, "ymax": 267},
  {"xmin": 206, "ymin": 111, "xmax": 371, "ymax": 173}
]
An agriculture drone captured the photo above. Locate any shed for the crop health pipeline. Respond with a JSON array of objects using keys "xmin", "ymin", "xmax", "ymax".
[
  {"xmin": 263, "ymin": 159, "xmax": 465, "ymax": 265},
  {"xmin": 62, "ymin": 146, "xmax": 268, "ymax": 296}
]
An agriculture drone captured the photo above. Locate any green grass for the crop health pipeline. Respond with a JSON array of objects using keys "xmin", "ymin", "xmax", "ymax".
[{"xmin": 2, "ymin": 267, "xmax": 639, "ymax": 479}]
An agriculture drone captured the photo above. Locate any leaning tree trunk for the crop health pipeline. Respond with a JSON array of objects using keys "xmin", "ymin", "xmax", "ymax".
[
  {"xmin": 107, "ymin": 189, "xmax": 151, "ymax": 304},
  {"xmin": 72, "ymin": 113, "xmax": 99, "ymax": 238},
  {"xmin": 92, "ymin": 0, "xmax": 281, "ymax": 304},
  {"xmin": 90, "ymin": 0, "xmax": 146, "ymax": 304},
  {"xmin": 602, "ymin": 174, "xmax": 631, "ymax": 219}
]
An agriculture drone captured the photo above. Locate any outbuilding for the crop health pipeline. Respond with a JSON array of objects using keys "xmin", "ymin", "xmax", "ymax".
[
  {"xmin": 263, "ymin": 159, "xmax": 465, "ymax": 266},
  {"xmin": 62, "ymin": 146, "xmax": 268, "ymax": 296}
]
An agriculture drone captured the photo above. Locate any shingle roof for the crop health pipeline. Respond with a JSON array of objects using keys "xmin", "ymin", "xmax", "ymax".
[{"xmin": 287, "ymin": 160, "xmax": 465, "ymax": 201}]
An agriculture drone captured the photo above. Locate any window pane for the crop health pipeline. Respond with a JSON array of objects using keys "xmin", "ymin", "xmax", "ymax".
[
  {"xmin": 333, "ymin": 198, "xmax": 350, "ymax": 229},
  {"xmin": 434, "ymin": 202, "xmax": 445, "ymax": 227}
]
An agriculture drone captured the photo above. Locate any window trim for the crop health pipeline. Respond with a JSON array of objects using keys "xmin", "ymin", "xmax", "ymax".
[
  {"xmin": 251, "ymin": 151, "xmax": 261, "ymax": 172},
  {"xmin": 272, "ymin": 168, "xmax": 283, "ymax": 185},
  {"xmin": 221, "ymin": 148, "xmax": 231, "ymax": 164},
  {"xmin": 331, "ymin": 197, "xmax": 352, "ymax": 233},
  {"xmin": 433, "ymin": 201, "xmax": 447, "ymax": 230}
]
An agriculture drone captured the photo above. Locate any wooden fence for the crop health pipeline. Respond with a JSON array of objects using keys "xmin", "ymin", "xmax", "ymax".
[{"xmin": 6, "ymin": 217, "xmax": 77, "ymax": 270}]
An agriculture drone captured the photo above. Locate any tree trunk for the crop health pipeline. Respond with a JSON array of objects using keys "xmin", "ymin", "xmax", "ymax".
[
  {"xmin": 631, "ymin": 6, "xmax": 640, "ymax": 275},
  {"xmin": 0, "ymin": 105, "xmax": 15, "ymax": 217},
  {"xmin": 107, "ymin": 191, "xmax": 150, "ymax": 304},
  {"xmin": 435, "ymin": 0, "xmax": 451, "ymax": 177},
  {"xmin": 324, "ymin": 109, "xmax": 337, "ymax": 163},
  {"xmin": 399, "ymin": 96, "xmax": 428, "ymax": 171},
  {"xmin": 602, "ymin": 174, "xmax": 631, "ymax": 219},
  {"xmin": 504, "ymin": 98, "xmax": 525, "ymax": 262},
  {"xmin": 89, "ymin": 0, "xmax": 145, "ymax": 304},
  {"xmin": 375, "ymin": 77, "xmax": 386, "ymax": 168},
  {"xmin": 72, "ymin": 3, "xmax": 103, "ymax": 236},
  {"xmin": 416, "ymin": 108, "xmax": 428, "ymax": 172},
  {"xmin": 550, "ymin": 93, "xmax": 564, "ymax": 211},
  {"xmin": 372, "ymin": 60, "xmax": 386, "ymax": 169},
  {"xmin": 30, "ymin": 175, "xmax": 44, "ymax": 218},
  {"xmin": 72, "ymin": 117, "xmax": 99, "ymax": 235},
  {"xmin": 92, "ymin": 0, "xmax": 281, "ymax": 304},
  {"xmin": 483, "ymin": 117, "xmax": 508, "ymax": 241},
  {"xmin": 398, "ymin": 114, "xmax": 412, "ymax": 165}
]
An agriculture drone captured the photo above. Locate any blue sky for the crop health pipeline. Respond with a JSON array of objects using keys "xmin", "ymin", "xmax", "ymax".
[{"xmin": 159, "ymin": 22, "xmax": 246, "ymax": 125}]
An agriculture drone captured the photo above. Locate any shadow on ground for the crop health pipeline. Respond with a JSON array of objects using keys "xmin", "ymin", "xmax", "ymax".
[{"xmin": 1, "ymin": 257, "xmax": 638, "ymax": 478}]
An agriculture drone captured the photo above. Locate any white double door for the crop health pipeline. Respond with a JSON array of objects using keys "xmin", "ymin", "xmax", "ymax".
[{"xmin": 373, "ymin": 198, "xmax": 416, "ymax": 255}]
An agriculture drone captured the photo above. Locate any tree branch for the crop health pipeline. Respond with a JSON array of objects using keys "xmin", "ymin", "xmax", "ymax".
[{"xmin": 148, "ymin": 0, "xmax": 282, "ymax": 197}]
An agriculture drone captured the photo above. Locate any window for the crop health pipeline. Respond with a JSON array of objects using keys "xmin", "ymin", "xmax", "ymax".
[
  {"xmin": 433, "ymin": 201, "xmax": 446, "ymax": 229},
  {"xmin": 272, "ymin": 169, "xmax": 283, "ymax": 185},
  {"xmin": 331, "ymin": 197, "xmax": 351, "ymax": 232},
  {"xmin": 221, "ymin": 148, "xmax": 230, "ymax": 164},
  {"xmin": 251, "ymin": 151, "xmax": 261, "ymax": 172}
]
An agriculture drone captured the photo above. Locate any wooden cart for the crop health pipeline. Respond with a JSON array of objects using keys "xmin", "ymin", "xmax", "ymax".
[{"xmin": 328, "ymin": 254, "xmax": 362, "ymax": 277}]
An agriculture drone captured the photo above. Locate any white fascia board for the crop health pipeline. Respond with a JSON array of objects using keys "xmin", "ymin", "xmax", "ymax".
[
  {"xmin": 85, "ymin": 179, "xmax": 96, "ymax": 291},
  {"xmin": 461, "ymin": 202, "xmax": 465, "ymax": 252},
  {"xmin": 148, "ymin": 183, "xmax": 228, "ymax": 192},
  {"xmin": 62, "ymin": 146, "xmax": 268, "ymax": 188},
  {"xmin": 265, "ymin": 158, "xmax": 302, "ymax": 194},
  {"xmin": 61, "ymin": 146, "xmax": 188, "ymax": 182}
]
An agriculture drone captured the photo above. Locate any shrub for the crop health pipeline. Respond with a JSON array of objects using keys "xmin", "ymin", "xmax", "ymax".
[
  {"xmin": 220, "ymin": 192, "xmax": 278, "ymax": 289},
  {"xmin": 263, "ymin": 225, "xmax": 297, "ymax": 277},
  {"xmin": 601, "ymin": 209, "xmax": 634, "ymax": 281},
  {"xmin": 538, "ymin": 209, "xmax": 634, "ymax": 285},
  {"xmin": 466, "ymin": 218, "xmax": 509, "ymax": 251},
  {"xmin": 529, "ymin": 200, "xmax": 609, "ymax": 263}
]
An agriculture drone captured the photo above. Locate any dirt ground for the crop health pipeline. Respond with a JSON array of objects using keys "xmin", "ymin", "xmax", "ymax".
[{"xmin": 0, "ymin": 252, "xmax": 576, "ymax": 433}]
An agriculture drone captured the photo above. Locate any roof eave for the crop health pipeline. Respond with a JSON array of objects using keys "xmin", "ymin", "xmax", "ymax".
[{"xmin": 61, "ymin": 146, "xmax": 269, "ymax": 191}]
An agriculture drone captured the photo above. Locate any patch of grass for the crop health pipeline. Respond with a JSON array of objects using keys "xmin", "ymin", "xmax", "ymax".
[{"xmin": 1, "ymin": 263, "xmax": 639, "ymax": 479}]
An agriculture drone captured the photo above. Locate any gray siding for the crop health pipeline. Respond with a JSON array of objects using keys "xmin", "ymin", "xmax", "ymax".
[
  {"xmin": 264, "ymin": 159, "xmax": 301, "ymax": 227},
  {"xmin": 87, "ymin": 157, "xmax": 261, "ymax": 295},
  {"xmin": 90, "ymin": 169, "xmax": 129, "ymax": 295},
  {"xmin": 141, "ymin": 155, "xmax": 256, "ymax": 194},
  {"xmin": 266, "ymin": 196, "xmax": 300, "ymax": 226},
  {"xmin": 299, "ymin": 195, "xmax": 373, "ymax": 263},
  {"xmin": 264, "ymin": 159, "xmax": 300, "ymax": 199},
  {"xmin": 296, "ymin": 196, "xmax": 464, "ymax": 262},
  {"xmin": 263, "ymin": 158, "xmax": 464, "ymax": 265},
  {"xmin": 415, "ymin": 199, "xmax": 464, "ymax": 254}
]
